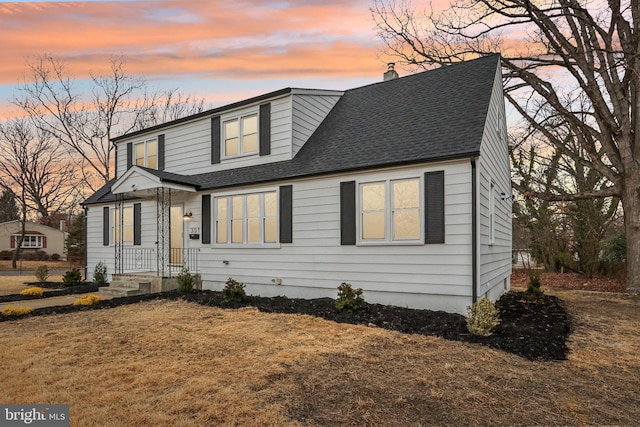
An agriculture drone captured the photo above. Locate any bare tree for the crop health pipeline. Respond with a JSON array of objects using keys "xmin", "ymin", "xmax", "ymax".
[
  {"xmin": 372, "ymin": 0, "xmax": 640, "ymax": 290},
  {"xmin": 0, "ymin": 117, "xmax": 79, "ymax": 223},
  {"xmin": 13, "ymin": 55, "xmax": 206, "ymax": 191}
]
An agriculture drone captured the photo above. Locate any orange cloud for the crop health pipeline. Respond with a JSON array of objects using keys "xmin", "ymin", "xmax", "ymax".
[{"xmin": 0, "ymin": 1, "xmax": 382, "ymax": 85}]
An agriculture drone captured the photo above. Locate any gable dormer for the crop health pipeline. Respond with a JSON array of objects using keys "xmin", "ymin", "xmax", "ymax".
[
  {"xmin": 210, "ymin": 102, "xmax": 271, "ymax": 164},
  {"xmin": 112, "ymin": 88, "xmax": 343, "ymax": 179}
]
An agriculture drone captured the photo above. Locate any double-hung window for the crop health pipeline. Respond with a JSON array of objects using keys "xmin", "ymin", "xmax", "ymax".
[
  {"xmin": 223, "ymin": 114, "xmax": 258, "ymax": 158},
  {"xmin": 360, "ymin": 178, "xmax": 421, "ymax": 243},
  {"xmin": 215, "ymin": 191, "xmax": 277, "ymax": 244},
  {"xmin": 113, "ymin": 207, "xmax": 133, "ymax": 244},
  {"xmin": 134, "ymin": 138, "xmax": 158, "ymax": 169}
]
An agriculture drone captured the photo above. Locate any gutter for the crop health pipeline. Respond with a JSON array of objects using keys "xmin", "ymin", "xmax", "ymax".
[{"xmin": 471, "ymin": 157, "xmax": 478, "ymax": 304}]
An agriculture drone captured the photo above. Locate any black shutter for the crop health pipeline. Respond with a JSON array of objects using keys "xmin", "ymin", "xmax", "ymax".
[
  {"xmin": 158, "ymin": 134, "xmax": 165, "ymax": 170},
  {"xmin": 211, "ymin": 117, "xmax": 221, "ymax": 164},
  {"xmin": 425, "ymin": 171, "xmax": 445, "ymax": 244},
  {"xmin": 279, "ymin": 185, "xmax": 293, "ymax": 243},
  {"xmin": 103, "ymin": 207, "xmax": 110, "ymax": 246},
  {"xmin": 126, "ymin": 143, "xmax": 133, "ymax": 169},
  {"xmin": 202, "ymin": 194, "xmax": 211, "ymax": 244},
  {"xmin": 340, "ymin": 181, "xmax": 356, "ymax": 245},
  {"xmin": 259, "ymin": 103, "xmax": 271, "ymax": 156},
  {"xmin": 133, "ymin": 203, "xmax": 141, "ymax": 246}
]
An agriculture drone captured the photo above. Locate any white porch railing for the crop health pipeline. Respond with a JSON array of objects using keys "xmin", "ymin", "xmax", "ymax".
[{"xmin": 120, "ymin": 247, "xmax": 199, "ymax": 277}]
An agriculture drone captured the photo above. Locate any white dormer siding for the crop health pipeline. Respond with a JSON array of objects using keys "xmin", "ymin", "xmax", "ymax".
[
  {"xmin": 292, "ymin": 91, "xmax": 342, "ymax": 156},
  {"xmin": 114, "ymin": 90, "xmax": 343, "ymax": 179}
]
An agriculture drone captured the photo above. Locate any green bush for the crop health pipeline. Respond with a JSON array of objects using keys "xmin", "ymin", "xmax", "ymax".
[
  {"xmin": 222, "ymin": 278, "xmax": 246, "ymax": 304},
  {"xmin": 466, "ymin": 297, "xmax": 501, "ymax": 337},
  {"xmin": 523, "ymin": 271, "xmax": 545, "ymax": 302},
  {"xmin": 177, "ymin": 268, "xmax": 195, "ymax": 294},
  {"xmin": 62, "ymin": 268, "xmax": 82, "ymax": 287},
  {"xmin": 601, "ymin": 234, "xmax": 626, "ymax": 263},
  {"xmin": 335, "ymin": 282, "xmax": 364, "ymax": 313},
  {"xmin": 93, "ymin": 261, "xmax": 108, "ymax": 287},
  {"xmin": 34, "ymin": 265, "xmax": 49, "ymax": 284}
]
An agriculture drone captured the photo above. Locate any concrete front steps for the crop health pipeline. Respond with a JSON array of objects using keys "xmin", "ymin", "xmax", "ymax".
[
  {"xmin": 98, "ymin": 274, "xmax": 152, "ymax": 297},
  {"xmin": 98, "ymin": 273, "xmax": 202, "ymax": 298}
]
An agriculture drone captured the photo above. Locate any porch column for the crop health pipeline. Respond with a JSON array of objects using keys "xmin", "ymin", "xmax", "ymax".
[{"xmin": 156, "ymin": 187, "xmax": 171, "ymax": 277}]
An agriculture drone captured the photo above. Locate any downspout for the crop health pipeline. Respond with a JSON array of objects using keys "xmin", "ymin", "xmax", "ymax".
[
  {"xmin": 83, "ymin": 205, "xmax": 88, "ymax": 281},
  {"xmin": 471, "ymin": 157, "xmax": 478, "ymax": 304}
]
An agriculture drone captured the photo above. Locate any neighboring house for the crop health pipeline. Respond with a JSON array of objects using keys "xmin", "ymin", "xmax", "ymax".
[
  {"xmin": 0, "ymin": 220, "xmax": 67, "ymax": 260},
  {"xmin": 83, "ymin": 55, "xmax": 512, "ymax": 314}
]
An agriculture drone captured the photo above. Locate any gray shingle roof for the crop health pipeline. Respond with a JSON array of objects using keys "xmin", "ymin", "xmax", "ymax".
[{"xmin": 84, "ymin": 54, "xmax": 499, "ymax": 205}]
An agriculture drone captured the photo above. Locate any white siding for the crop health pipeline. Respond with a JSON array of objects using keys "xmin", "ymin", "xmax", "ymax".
[
  {"xmin": 197, "ymin": 161, "xmax": 473, "ymax": 314},
  {"xmin": 86, "ymin": 160, "xmax": 475, "ymax": 313},
  {"xmin": 86, "ymin": 199, "xmax": 159, "ymax": 282},
  {"xmin": 86, "ymin": 204, "xmax": 115, "ymax": 282},
  {"xmin": 477, "ymin": 65, "xmax": 512, "ymax": 298},
  {"xmin": 292, "ymin": 94, "xmax": 341, "ymax": 156}
]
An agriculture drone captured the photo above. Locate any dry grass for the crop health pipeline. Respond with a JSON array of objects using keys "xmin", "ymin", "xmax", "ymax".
[
  {"xmin": 0, "ymin": 260, "xmax": 77, "ymax": 271},
  {"xmin": 0, "ymin": 292, "xmax": 638, "ymax": 426},
  {"xmin": 0, "ymin": 275, "xmax": 65, "ymax": 296}
]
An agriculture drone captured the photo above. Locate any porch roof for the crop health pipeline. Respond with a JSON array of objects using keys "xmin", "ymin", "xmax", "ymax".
[{"xmin": 85, "ymin": 166, "xmax": 199, "ymax": 203}]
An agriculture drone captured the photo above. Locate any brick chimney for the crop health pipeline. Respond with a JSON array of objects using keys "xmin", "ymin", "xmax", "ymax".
[{"xmin": 383, "ymin": 63, "xmax": 399, "ymax": 81}]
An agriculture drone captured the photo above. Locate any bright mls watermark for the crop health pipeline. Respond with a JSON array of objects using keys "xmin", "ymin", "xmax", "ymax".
[{"xmin": 1, "ymin": 405, "xmax": 68, "ymax": 426}]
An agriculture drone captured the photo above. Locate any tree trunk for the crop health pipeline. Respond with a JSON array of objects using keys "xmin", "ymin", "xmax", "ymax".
[
  {"xmin": 623, "ymin": 178, "xmax": 640, "ymax": 291},
  {"xmin": 11, "ymin": 217, "xmax": 25, "ymax": 269}
]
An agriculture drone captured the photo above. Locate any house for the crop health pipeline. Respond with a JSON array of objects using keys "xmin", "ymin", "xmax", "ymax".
[
  {"xmin": 0, "ymin": 220, "xmax": 68, "ymax": 260},
  {"xmin": 83, "ymin": 54, "xmax": 512, "ymax": 314}
]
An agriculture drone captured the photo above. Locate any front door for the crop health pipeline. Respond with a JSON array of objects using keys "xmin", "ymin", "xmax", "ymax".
[{"xmin": 170, "ymin": 205, "xmax": 184, "ymax": 265}]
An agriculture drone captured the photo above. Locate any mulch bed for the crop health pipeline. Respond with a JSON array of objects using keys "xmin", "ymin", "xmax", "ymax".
[
  {"xmin": 0, "ymin": 289, "xmax": 571, "ymax": 361},
  {"xmin": 0, "ymin": 283, "xmax": 99, "ymax": 303}
]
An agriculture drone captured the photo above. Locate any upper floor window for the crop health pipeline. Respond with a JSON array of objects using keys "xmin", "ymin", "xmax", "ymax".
[
  {"xmin": 360, "ymin": 178, "xmax": 421, "ymax": 243},
  {"xmin": 135, "ymin": 139, "xmax": 158, "ymax": 169},
  {"xmin": 215, "ymin": 191, "xmax": 277, "ymax": 245},
  {"xmin": 113, "ymin": 207, "xmax": 133, "ymax": 243},
  {"xmin": 223, "ymin": 114, "xmax": 258, "ymax": 158}
]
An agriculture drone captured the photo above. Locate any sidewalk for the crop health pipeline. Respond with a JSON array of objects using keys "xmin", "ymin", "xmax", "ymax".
[{"xmin": 0, "ymin": 292, "xmax": 113, "ymax": 312}]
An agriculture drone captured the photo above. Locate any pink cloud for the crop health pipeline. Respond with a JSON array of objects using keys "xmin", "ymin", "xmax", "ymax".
[{"xmin": 0, "ymin": 1, "xmax": 381, "ymax": 84}]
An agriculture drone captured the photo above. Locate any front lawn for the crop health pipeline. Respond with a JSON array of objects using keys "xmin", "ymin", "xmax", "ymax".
[{"xmin": 0, "ymin": 289, "xmax": 638, "ymax": 426}]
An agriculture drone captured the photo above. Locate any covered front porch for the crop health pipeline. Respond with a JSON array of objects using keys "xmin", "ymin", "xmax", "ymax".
[{"xmin": 102, "ymin": 166, "xmax": 202, "ymax": 295}]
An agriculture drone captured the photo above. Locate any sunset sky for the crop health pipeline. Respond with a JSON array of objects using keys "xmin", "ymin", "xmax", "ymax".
[{"xmin": 0, "ymin": 0, "xmax": 417, "ymax": 119}]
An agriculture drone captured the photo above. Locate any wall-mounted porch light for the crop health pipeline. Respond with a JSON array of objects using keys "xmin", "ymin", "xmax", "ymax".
[{"xmin": 183, "ymin": 210, "xmax": 193, "ymax": 219}]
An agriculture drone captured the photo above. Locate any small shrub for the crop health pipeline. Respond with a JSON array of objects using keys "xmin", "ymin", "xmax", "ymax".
[
  {"xmin": 62, "ymin": 268, "xmax": 82, "ymax": 287},
  {"xmin": 177, "ymin": 268, "xmax": 195, "ymax": 294},
  {"xmin": 93, "ymin": 261, "xmax": 108, "ymax": 287},
  {"xmin": 20, "ymin": 251, "xmax": 37, "ymax": 261},
  {"xmin": 466, "ymin": 297, "xmax": 501, "ymax": 337},
  {"xmin": 35, "ymin": 265, "xmax": 49, "ymax": 284},
  {"xmin": 20, "ymin": 287, "xmax": 44, "ymax": 297},
  {"xmin": 335, "ymin": 282, "xmax": 364, "ymax": 313},
  {"xmin": 222, "ymin": 278, "xmax": 246, "ymax": 304},
  {"xmin": 73, "ymin": 294, "xmax": 100, "ymax": 306},
  {"xmin": 523, "ymin": 271, "xmax": 545, "ymax": 302},
  {"xmin": 1, "ymin": 306, "xmax": 34, "ymax": 317},
  {"xmin": 0, "ymin": 250, "xmax": 13, "ymax": 260},
  {"xmin": 51, "ymin": 253, "xmax": 61, "ymax": 261}
]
